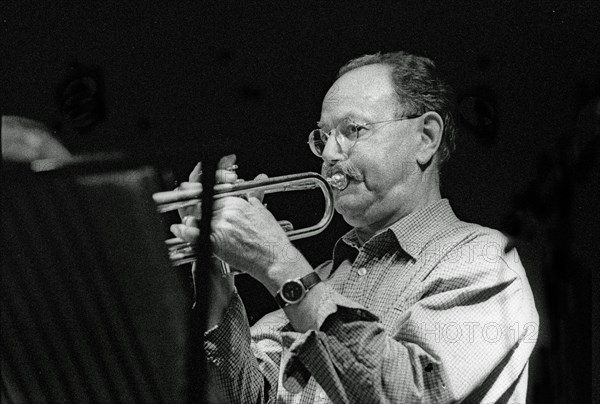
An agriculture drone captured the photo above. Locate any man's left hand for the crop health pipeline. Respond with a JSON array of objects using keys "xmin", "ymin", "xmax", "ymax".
[{"xmin": 211, "ymin": 195, "xmax": 298, "ymax": 286}]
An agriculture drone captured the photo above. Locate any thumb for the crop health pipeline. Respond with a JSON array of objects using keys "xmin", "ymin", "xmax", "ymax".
[
  {"xmin": 248, "ymin": 173, "xmax": 268, "ymax": 201},
  {"xmin": 247, "ymin": 196, "xmax": 268, "ymax": 210}
]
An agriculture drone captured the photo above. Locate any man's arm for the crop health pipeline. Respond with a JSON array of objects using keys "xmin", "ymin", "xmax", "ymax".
[
  {"xmin": 269, "ymin": 237, "xmax": 539, "ymax": 403},
  {"xmin": 204, "ymin": 290, "xmax": 277, "ymax": 404},
  {"xmin": 208, "ymin": 192, "xmax": 538, "ymax": 402},
  {"xmin": 170, "ymin": 156, "xmax": 279, "ymax": 403}
]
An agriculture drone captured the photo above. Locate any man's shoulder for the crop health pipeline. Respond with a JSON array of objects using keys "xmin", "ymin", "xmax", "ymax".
[
  {"xmin": 423, "ymin": 217, "xmax": 511, "ymax": 260},
  {"xmin": 405, "ymin": 199, "xmax": 510, "ymax": 257},
  {"xmin": 444, "ymin": 216, "xmax": 504, "ymax": 238},
  {"xmin": 420, "ymin": 218, "xmax": 531, "ymax": 294}
]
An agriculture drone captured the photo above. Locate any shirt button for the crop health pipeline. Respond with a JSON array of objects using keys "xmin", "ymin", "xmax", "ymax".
[
  {"xmin": 357, "ymin": 267, "xmax": 367, "ymax": 276},
  {"xmin": 319, "ymin": 391, "xmax": 326, "ymax": 399}
]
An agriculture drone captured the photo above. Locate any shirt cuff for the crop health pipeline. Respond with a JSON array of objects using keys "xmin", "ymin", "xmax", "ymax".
[
  {"xmin": 305, "ymin": 284, "xmax": 373, "ymax": 332},
  {"xmin": 204, "ymin": 291, "xmax": 251, "ymax": 367}
]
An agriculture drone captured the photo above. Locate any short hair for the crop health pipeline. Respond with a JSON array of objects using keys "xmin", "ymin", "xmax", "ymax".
[{"xmin": 338, "ymin": 51, "xmax": 457, "ymax": 166}]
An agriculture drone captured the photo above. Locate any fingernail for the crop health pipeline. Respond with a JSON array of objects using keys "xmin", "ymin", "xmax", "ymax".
[{"xmin": 220, "ymin": 154, "xmax": 237, "ymax": 166}]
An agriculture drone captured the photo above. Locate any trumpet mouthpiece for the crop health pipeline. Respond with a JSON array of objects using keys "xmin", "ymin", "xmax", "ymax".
[{"xmin": 327, "ymin": 173, "xmax": 348, "ymax": 190}]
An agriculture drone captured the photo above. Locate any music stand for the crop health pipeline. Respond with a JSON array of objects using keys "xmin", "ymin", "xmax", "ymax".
[{"xmin": 1, "ymin": 156, "xmax": 192, "ymax": 403}]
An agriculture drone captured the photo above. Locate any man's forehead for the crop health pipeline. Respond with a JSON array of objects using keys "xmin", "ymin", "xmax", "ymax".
[
  {"xmin": 320, "ymin": 86, "xmax": 398, "ymax": 123},
  {"xmin": 322, "ymin": 93, "xmax": 397, "ymax": 107},
  {"xmin": 321, "ymin": 64, "xmax": 397, "ymax": 114}
]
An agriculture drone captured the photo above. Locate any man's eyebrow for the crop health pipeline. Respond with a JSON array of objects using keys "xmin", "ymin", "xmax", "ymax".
[{"xmin": 318, "ymin": 114, "xmax": 359, "ymax": 129}]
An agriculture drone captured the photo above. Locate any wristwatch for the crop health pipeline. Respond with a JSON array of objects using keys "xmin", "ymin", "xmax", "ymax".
[{"xmin": 275, "ymin": 272, "xmax": 321, "ymax": 308}]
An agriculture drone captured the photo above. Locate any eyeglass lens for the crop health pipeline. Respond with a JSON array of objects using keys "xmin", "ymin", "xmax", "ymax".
[
  {"xmin": 309, "ymin": 130, "xmax": 326, "ymax": 156},
  {"xmin": 309, "ymin": 119, "xmax": 359, "ymax": 156}
]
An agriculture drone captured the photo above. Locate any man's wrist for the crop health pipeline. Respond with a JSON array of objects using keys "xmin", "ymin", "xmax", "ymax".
[
  {"xmin": 262, "ymin": 255, "xmax": 313, "ymax": 296},
  {"xmin": 282, "ymin": 282, "xmax": 335, "ymax": 332},
  {"xmin": 274, "ymin": 272, "xmax": 321, "ymax": 308}
]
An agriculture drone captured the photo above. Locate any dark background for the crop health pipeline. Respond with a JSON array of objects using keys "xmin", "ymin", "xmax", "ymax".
[{"xmin": 2, "ymin": 2, "xmax": 598, "ymax": 402}]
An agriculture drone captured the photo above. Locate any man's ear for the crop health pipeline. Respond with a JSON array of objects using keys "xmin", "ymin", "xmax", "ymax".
[{"xmin": 415, "ymin": 111, "xmax": 444, "ymax": 166}]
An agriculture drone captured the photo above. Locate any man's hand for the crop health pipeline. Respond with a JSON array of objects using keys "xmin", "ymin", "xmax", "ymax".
[
  {"xmin": 168, "ymin": 154, "xmax": 240, "ymax": 326},
  {"xmin": 210, "ymin": 195, "xmax": 296, "ymax": 285},
  {"xmin": 169, "ymin": 154, "xmax": 312, "ymax": 299},
  {"xmin": 170, "ymin": 154, "xmax": 239, "ymax": 244}
]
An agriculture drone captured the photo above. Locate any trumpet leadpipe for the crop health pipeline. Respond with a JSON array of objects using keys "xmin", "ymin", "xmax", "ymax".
[
  {"xmin": 154, "ymin": 171, "xmax": 345, "ymax": 266},
  {"xmin": 153, "ymin": 172, "xmax": 343, "ymax": 214}
]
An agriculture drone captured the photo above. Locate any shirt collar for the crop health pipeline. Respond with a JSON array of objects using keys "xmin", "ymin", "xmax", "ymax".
[
  {"xmin": 386, "ymin": 199, "xmax": 458, "ymax": 259},
  {"xmin": 335, "ymin": 198, "xmax": 458, "ymax": 264},
  {"xmin": 332, "ymin": 234, "xmax": 360, "ymax": 272}
]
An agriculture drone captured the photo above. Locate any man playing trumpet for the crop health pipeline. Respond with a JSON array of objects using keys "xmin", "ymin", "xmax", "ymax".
[{"xmin": 171, "ymin": 51, "xmax": 539, "ymax": 403}]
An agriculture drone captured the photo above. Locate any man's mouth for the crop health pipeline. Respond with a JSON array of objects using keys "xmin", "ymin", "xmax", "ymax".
[
  {"xmin": 326, "ymin": 172, "xmax": 349, "ymax": 191},
  {"xmin": 325, "ymin": 165, "xmax": 362, "ymax": 182}
]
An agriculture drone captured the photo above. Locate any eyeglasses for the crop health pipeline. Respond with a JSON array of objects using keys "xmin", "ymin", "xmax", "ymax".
[{"xmin": 307, "ymin": 114, "xmax": 421, "ymax": 157}]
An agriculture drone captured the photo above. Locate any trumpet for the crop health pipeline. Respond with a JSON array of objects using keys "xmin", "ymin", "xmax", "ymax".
[{"xmin": 153, "ymin": 172, "xmax": 348, "ymax": 267}]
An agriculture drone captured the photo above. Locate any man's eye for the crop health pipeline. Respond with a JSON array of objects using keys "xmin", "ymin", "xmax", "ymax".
[{"xmin": 344, "ymin": 123, "xmax": 367, "ymax": 139}]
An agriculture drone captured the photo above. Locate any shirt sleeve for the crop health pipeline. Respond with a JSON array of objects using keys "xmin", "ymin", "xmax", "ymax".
[
  {"xmin": 279, "ymin": 239, "xmax": 539, "ymax": 403},
  {"xmin": 202, "ymin": 261, "xmax": 338, "ymax": 403},
  {"xmin": 204, "ymin": 291, "xmax": 282, "ymax": 403}
]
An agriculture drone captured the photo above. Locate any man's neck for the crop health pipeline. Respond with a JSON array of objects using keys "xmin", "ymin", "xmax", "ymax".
[{"xmin": 354, "ymin": 187, "xmax": 442, "ymax": 246}]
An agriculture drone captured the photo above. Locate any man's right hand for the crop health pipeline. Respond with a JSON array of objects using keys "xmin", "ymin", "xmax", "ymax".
[
  {"xmin": 170, "ymin": 154, "xmax": 240, "ymax": 245},
  {"xmin": 169, "ymin": 154, "xmax": 240, "ymax": 325}
]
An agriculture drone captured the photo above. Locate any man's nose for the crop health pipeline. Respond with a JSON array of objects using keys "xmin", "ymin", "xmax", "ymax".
[{"xmin": 321, "ymin": 132, "xmax": 347, "ymax": 166}]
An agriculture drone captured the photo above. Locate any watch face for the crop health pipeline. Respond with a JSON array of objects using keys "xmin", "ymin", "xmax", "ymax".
[{"xmin": 282, "ymin": 281, "xmax": 304, "ymax": 303}]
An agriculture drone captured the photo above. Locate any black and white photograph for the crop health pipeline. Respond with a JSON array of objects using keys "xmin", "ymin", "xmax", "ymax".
[{"xmin": 2, "ymin": 2, "xmax": 598, "ymax": 403}]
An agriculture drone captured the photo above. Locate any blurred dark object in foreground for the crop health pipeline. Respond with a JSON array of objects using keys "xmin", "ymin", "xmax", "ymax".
[
  {"xmin": 1, "ymin": 115, "xmax": 72, "ymax": 162},
  {"xmin": 1, "ymin": 157, "xmax": 191, "ymax": 402}
]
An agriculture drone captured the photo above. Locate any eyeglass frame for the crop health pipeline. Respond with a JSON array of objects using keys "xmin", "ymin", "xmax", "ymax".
[{"xmin": 307, "ymin": 114, "xmax": 422, "ymax": 158}]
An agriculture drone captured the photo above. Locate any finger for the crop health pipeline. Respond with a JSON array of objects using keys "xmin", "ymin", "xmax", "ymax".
[
  {"xmin": 170, "ymin": 223, "xmax": 184, "ymax": 239},
  {"xmin": 177, "ymin": 182, "xmax": 203, "ymax": 191},
  {"xmin": 217, "ymin": 154, "xmax": 237, "ymax": 169},
  {"xmin": 216, "ymin": 154, "xmax": 238, "ymax": 184},
  {"xmin": 215, "ymin": 168, "xmax": 238, "ymax": 184},
  {"xmin": 170, "ymin": 224, "xmax": 200, "ymax": 243},
  {"xmin": 170, "ymin": 224, "xmax": 186, "ymax": 239},
  {"xmin": 248, "ymin": 173, "xmax": 268, "ymax": 201},
  {"xmin": 182, "ymin": 215, "xmax": 199, "ymax": 227},
  {"xmin": 247, "ymin": 196, "xmax": 268, "ymax": 210},
  {"xmin": 212, "ymin": 195, "xmax": 249, "ymax": 212},
  {"xmin": 189, "ymin": 162, "xmax": 202, "ymax": 182},
  {"xmin": 277, "ymin": 220, "xmax": 294, "ymax": 232}
]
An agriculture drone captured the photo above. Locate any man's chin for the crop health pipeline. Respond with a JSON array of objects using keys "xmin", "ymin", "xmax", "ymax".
[{"xmin": 335, "ymin": 198, "xmax": 369, "ymax": 225}]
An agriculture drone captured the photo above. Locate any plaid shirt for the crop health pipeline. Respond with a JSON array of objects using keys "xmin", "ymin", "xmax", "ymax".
[{"xmin": 204, "ymin": 199, "xmax": 539, "ymax": 403}]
